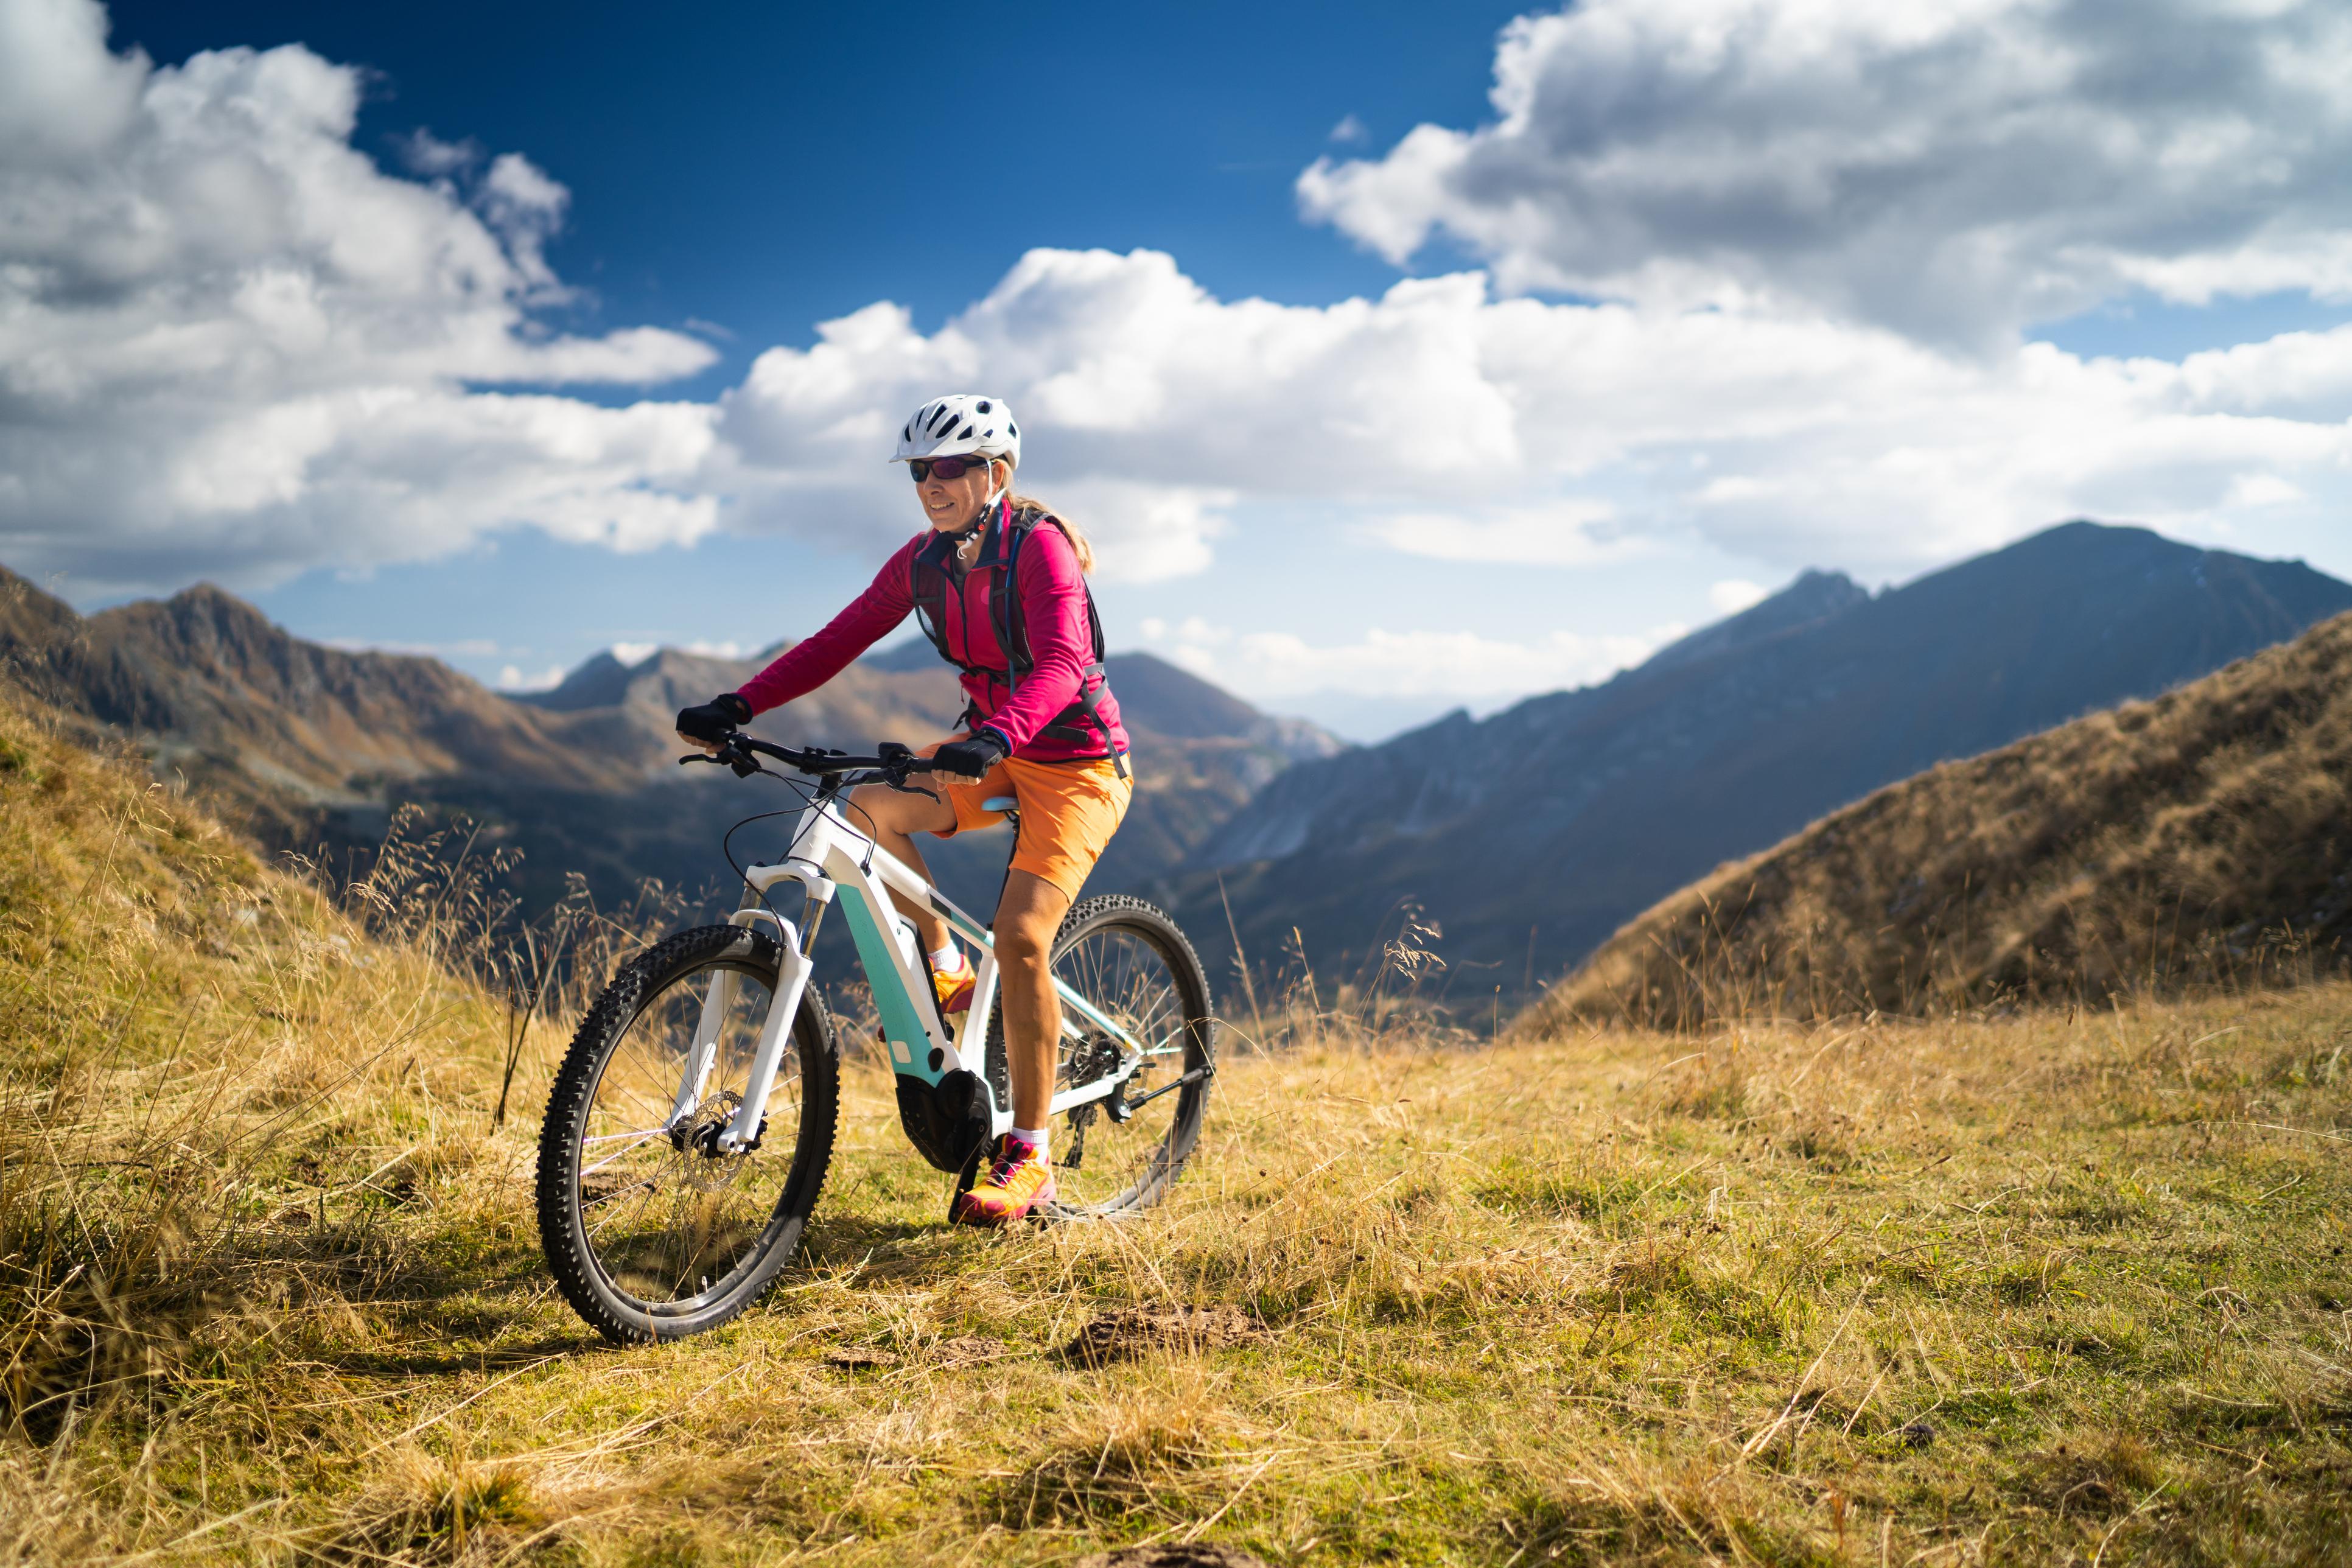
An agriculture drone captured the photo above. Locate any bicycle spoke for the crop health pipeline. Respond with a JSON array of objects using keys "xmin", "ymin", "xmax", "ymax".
[
  {"xmin": 583, "ymin": 1127, "xmax": 671, "ymax": 1144},
  {"xmin": 581, "ymin": 1133, "xmax": 669, "ymax": 1178}
]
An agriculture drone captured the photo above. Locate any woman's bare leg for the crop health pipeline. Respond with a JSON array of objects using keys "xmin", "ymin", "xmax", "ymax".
[
  {"xmin": 848, "ymin": 783, "xmax": 1072, "ymax": 1131},
  {"xmin": 992, "ymin": 869, "xmax": 1073, "ymax": 1132},
  {"xmin": 847, "ymin": 782, "xmax": 957, "ymax": 953}
]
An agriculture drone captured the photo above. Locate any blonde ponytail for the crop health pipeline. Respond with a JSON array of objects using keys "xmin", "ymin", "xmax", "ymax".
[{"xmin": 1009, "ymin": 492, "xmax": 1093, "ymax": 575}]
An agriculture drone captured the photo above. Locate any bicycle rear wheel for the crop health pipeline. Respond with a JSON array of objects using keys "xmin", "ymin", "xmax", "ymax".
[
  {"xmin": 990, "ymin": 895, "xmax": 1215, "ymax": 1218},
  {"xmin": 536, "ymin": 924, "xmax": 838, "ymax": 1343}
]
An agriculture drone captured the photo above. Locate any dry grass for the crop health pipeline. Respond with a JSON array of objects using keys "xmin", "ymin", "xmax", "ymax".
[
  {"xmin": 5, "ymin": 695, "xmax": 2352, "ymax": 1564},
  {"xmin": 1536, "ymin": 609, "xmax": 2352, "ymax": 1031}
]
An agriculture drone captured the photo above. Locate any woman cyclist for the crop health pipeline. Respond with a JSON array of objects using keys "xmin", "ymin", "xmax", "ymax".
[{"xmin": 674, "ymin": 394, "xmax": 1132, "ymax": 1227}]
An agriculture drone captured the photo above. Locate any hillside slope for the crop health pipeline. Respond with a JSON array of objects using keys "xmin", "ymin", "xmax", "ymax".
[
  {"xmin": 7, "ymin": 673, "xmax": 2351, "ymax": 1563},
  {"xmin": 9, "ymin": 679, "xmax": 2351, "ymax": 1560},
  {"xmin": 1531, "ymin": 608, "xmax": 2352, "ymax": 1028},
  {"xmin": 1179, "ymin": 522, "xmax": 2352, "ymax": 989}
]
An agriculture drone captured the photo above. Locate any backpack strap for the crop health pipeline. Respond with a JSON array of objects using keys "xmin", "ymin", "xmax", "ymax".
[
  {"xmin": 995, "ymin": 505, "xmax": 1126, "ymax": 774},
  {"xmin": 907, "ymin": 530, "xmax": 967, "ymax": 672},
  {"xmin": 910, "ymin": 528, "xmax": 1003, "ymax": 732}
]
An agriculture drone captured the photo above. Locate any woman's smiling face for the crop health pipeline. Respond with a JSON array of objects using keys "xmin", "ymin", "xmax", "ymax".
[{"xmin": 916, "ymin": 457, "xmax": 1004, "ymax": 533}]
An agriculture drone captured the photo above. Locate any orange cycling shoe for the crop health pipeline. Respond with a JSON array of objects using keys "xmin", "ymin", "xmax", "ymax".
[
  {"xmin": 931, "ymin": 951, "xmax": 976, "ymax": 1019},
  {"xmin": 952, "ymin": 1134, "xmax": 1056, "ymax": 1227}
]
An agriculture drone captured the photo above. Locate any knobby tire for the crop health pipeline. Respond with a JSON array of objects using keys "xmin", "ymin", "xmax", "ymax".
[{"xmin": 536, "ymin": 924, "xmax": 839, "ymax": 1344}]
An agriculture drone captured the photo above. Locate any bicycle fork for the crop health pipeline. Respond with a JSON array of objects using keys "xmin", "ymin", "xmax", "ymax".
[{"xmin": 664, "ymin": 901, "xmax": 819, "ymax": 1156}]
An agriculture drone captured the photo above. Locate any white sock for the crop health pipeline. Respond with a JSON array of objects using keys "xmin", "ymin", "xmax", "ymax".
[
  {"xmin": 929, "ymin": 945, "xmax": 965, "ymax": 973},
  {"xmin": 1011, "ymin": 1125, "xmax": 1049, "ymax": 1160}
]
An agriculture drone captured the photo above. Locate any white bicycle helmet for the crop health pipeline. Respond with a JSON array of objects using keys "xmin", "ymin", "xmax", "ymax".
[{"xmin": 892, "ymin": 394, "xmax": 1021, "ymax": 468}]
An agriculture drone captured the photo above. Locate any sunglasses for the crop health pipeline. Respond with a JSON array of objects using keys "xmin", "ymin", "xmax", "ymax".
[{"xmin": 906, "ymin": 454, "xmax": 998, "ymax": 483}]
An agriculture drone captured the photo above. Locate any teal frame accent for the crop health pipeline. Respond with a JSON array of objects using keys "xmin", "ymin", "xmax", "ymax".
[
  {"xmin": 836, "ymin": 889, "xmax": 946, "ymax": 1085},
  {"xmin": 1055, "ymin": 976, "xmax": 1144, "ymax": 1052},
  {"xmin": 794, "ymin": 849, "xmax": 1144, "ymax": 1082}
]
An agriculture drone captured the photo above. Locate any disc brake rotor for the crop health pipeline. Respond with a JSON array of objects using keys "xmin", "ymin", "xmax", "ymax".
[{"xmin": 676, "ymin": 1090, "xmax": 749, "ymax": 1192}]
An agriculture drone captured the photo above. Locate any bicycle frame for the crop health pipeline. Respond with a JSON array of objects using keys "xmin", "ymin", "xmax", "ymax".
[{"xmin": 685, "ymin": 783, "xmax": 1149, "ymax": 1169}]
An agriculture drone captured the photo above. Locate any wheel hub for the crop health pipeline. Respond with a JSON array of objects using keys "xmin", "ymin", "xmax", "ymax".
[{"xmin": 674, "ymin": 1091, "xmax": 758, "ymax": 1191}]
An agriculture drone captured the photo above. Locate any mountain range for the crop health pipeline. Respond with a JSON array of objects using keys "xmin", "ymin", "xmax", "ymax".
[
  {"xmin": 6, "ymin": 519, "xmax": 2345, "ymax": 1000},
  {"xmin": 0, "ymin": 567, "xmax": 1339, "ymax": 917},
  {"xmin": 1172, "ymin": 522, "xmax": 2352, "ymax": 993}
]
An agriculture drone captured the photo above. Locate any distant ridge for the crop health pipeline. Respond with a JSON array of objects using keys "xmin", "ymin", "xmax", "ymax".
[
  {"xmin": 1641, "ymin": 569, "xmax": 1869, "ymax": 674},
  {"xmin": 0, "ymin": 567, "xmax": 1338, "ymax": 917},
  {"xmin": 1533, "ymin": 606, "xmax": 2352, "ymax": 1027},
  {"xmin": 0, "ymin": 569, "xmax": 620, "ymax": 840},
  {"xmin": 1175, "ymin": 521, "xmax": 2352, "ymax": 990}
]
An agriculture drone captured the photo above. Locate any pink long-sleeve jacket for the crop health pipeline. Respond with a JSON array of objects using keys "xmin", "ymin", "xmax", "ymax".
[{"xmin": 735, "ymin": 511, "xmax": 1129, "ymax": 765}]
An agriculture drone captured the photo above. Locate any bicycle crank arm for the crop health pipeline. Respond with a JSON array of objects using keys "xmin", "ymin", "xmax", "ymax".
[{"xmin": 1119, "ymin": 1062, "xmax": 1216, "ymax": 1112}]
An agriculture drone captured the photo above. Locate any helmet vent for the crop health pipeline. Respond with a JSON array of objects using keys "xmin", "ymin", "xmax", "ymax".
[{"xmin": 976, "ymin": 401, "xmax": 992, "ymax": 413}]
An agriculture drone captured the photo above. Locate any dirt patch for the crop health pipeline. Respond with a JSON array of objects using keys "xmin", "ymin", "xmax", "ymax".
[
  {"xmin": 1063, "ymin": 1306, "xmax": 1259, "ymax": 1366},
  {"xmin": 821, "ymin": 1346, "xmax": 903, "ymax": 1372},
  {"xmin": 1075, "ymin": 1547, "xmax": 1270, "ymax": 1568}
]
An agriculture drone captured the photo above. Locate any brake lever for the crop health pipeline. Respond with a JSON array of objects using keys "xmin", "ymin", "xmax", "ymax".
[
  {"xmin": 872, "ymin": 740, "xmax": 939, "ymax": 800},
  {"xmin": 677, "ymin": 740, "xmax": 758, "ymax": 777}
]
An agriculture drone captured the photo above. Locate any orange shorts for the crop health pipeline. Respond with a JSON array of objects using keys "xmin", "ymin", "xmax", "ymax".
[{"xmin": 934, "ymin": 752, "xmax": 1132, "ymax": 900}]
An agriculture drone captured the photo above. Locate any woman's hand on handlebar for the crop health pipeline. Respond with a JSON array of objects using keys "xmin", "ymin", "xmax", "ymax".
[
  {"xmin": 931, "ymin": 729, "xmax": 1009, "ymax": 780},
  {"xmin": 675, "ymin": 693, "xmax": 752, "ymax": 752}
]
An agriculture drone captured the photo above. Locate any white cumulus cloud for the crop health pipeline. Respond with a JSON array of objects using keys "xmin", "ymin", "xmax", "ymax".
[
  {"xmin": 1709, "ymin": 578, "xmax": 1768, "ymax": 615},
  {"xmin": 1298, "ymin": 0, "xmax": 2352, "ymax": 347},
  {"xmin": 11, "ymin": 0, "xmax": 2352, "ymax": 699},
  {"xmin": 0, "ymin": 0, "xmax": 719, "ymax": 592},
  {"xmin": 1147, "ymin": 616, "xmax": 1673, "ymax": 701},
  {"xmin": 712, "ymin": 246, "xmax": 2352, "ymax": 581}
]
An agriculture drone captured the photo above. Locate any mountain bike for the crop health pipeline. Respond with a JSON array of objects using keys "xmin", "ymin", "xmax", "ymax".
[{"xmin": 534, "ymin": 732, "xmax": 1217, "ymax": 1344}]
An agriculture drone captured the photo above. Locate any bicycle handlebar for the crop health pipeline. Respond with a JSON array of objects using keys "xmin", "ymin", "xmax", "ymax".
[{"xmin": 677, "ymin": 732, "xmax": 942, "ymax": 785}]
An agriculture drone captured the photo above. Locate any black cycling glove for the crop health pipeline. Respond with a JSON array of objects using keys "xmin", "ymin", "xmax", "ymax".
[
  {"xmin": 932, "ymin": 729, "xmax": 1009, "ymax": 779},
  {"xmin": 675, "ymin": 691, "xmax": 752, "ymax": 744}
]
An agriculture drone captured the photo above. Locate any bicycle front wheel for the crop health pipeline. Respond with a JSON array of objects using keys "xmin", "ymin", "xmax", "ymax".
[
  {"xmin": 991, "ymin": 895, "xmax": 1216, "ymax": 1219},
  {"xmin": 536, "ymin": 923, "xmax": 838, "ymax": 1343}
]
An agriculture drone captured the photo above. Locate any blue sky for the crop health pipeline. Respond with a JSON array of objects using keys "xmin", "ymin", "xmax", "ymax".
[{"xmin": 10, "ymin": 0, "xmax": 2352, "ymax": 740}]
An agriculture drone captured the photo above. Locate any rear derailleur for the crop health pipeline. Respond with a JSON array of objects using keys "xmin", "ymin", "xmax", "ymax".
[{"xmin": 1061, "ymin": 1035, "xmax": 1134, "ymax": 1171}]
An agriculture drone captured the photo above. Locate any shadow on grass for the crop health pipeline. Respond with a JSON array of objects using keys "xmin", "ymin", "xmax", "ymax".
[
  {"xmin": 797, "ymin": 1213, "xmax": 950, "ymax": 1272},
  {"xmin": 321, "ymin": 1336, "xmax": 599, "ymax": 1378}
]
